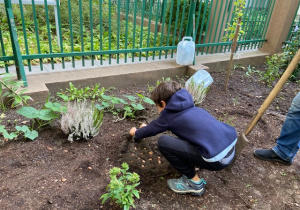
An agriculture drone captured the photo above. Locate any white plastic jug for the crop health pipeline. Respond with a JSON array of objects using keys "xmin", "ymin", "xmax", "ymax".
[
  {"xmin": 176, "ymin": 36, "xmax": 195, "ymax": 66},
  {"xmin": 185, "ymin": 70, "xmax": 213, "ymax": 88}
]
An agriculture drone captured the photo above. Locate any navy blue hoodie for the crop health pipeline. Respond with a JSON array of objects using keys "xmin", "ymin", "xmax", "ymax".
[{"xmin": 135, "ymin": 89, "xmax": 237, "ymax": 160}]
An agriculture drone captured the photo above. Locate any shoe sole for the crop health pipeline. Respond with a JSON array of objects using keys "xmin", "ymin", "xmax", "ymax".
[
  {"xmin": 167, "ymin": 186, "xmax": 205, "ymax": 196},
  {"xmin": 253, "ymin": 152, "xmax": 292, "ymax": 165}
]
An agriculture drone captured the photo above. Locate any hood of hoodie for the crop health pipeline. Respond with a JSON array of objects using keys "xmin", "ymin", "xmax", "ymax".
[{"xmin": 164, "ymin": 89, "xmax": 194, "ymax": 112}]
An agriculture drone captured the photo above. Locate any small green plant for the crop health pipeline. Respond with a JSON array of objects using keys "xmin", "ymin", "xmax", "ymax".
[
  {"xmin": 261, "ymin": 54, "xmax": 285, "ymax": 86},
  {"xmin": 61, "ymin": 100, "xmax": 103, "ymax": 142},
  {"xmin": 96, "ymin": 93, "xmax": 154, "ymax": 121},
  {"xmin": 100, "ymin": 162, "xmax": 140, "ymax": 210},
  {"xmin": 0, "ymin": 73, "xmax": 32, "ymax": 110},
  {"xmin": 16, "ymin": 101, "xmax": 67, "ymax": 130},
  {"xmin": 185, "ymin": 78, "xmax": 209, "ymax": 105},
  {"xmin": 245, "ymin": 65, "xmax": 258, "ymax": 77},
  {"xmin": 57, "ymin": 82, "xmax": 105, "ymax": 101},
  {"xmin": 147, "ymin": 77, "xmax": 171, "ymax": 92}
]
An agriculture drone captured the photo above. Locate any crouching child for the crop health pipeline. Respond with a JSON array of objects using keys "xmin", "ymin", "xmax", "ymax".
[{"xmin": 129, "ymin": 81, "xmax": 237, "ymax": 195}]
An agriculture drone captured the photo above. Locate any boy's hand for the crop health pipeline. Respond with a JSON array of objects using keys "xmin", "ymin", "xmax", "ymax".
[
  {"xmin": 139, "ymin": 123, "xmax": 147, "ymax": 128},
  {"xmin": 130, "ymin": 127, "xmax": 137, "ymax": 136}
]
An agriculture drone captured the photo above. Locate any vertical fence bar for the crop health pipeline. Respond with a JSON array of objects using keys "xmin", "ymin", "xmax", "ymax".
[
  {"xmin": 238, "ymin": 0, "xmax": 252, "ymax": 51},
  {"xmin": 44, "ymin": 0, "xmax": 54, "ymax": 70},
  {"xmin": 117, "ymin": 0, "xmax": 120, "ymax": 63},
  {"xmin": 171, "ymin": 0, "xmax": 181, "ymax": 58},
  {"xmin": 215, "ymin": 0, "xmax": 229, "ymax": 53},
  {"xmin": 205, "ymin": 0, "xmax": 217, "ymax": 54},
  {"xmin": 124, "ymin": 0, "xmax": 129, "ymax": 63},
  {"xmin": 56, "ymin": 0, "xmax": 64, "ymax": 69},
  {"xmin": 18, "ymin": 0, "xmax": 31, "ymax": 72},
  {"xmin": 132, "ymin": 0, "xmax": 137, "ymax": 62},
  {"xmin": 31, "ymin": 0, "xmax": 43, "ymax": 70},
  {"xmin": 260, "ymin": 0, "xmax": 276, "ymax": 48},
  {"xmin": 152, "ymin": 0, "xmax": 160, "ymax": 60},
  {"xmin": 286, "ymin": 1, "xmax": 300, "ymax": 43},
  {"xmin": 79, "ymin": 0, "xmax": 85, "ymax": 66},
  {"xmin": 251, "ymin": 0, "xmax": 268, "ymax": 49},
  {"xmin": 248, "ymin": 0, "xmax": 261, "ymax": 50},
  {"xmin": 178, "ymin": 0, "xmax": 187, "ymax": 42},
  {"xmin": 0, "ymin": 27, "xmax": 9, "ymax": 73},
  {"xmin": 197, "ymin": 0, "xmax": 210, "ymax": 55},
  {"xmin": 4, "ymin": 0, "xmax": 27, "ymax": 86},
  {"xmin": 99, "ymin": 0, "xmax": 103, "ymax": 65},
  {"xmin": 139, "ymin": 0, "xmax": 145, "ymax": 61},
  {"xmin": 210, "ymin": 0, "xmax": 224, "ymax": 53},
  {"xmin": 146, "ymin": 0, "xmax": 154, "ymax": 61},
  {"xmin": 158, "ymin": 0, "xmax": 167, "ymax": 59},
  {"xmin": 89, "ymin": 0, "xmax": 94, "ymax": 66},
  {"xmin": 165, "ymin": 0, "xmax": 174, "ymax": 59},
  {"xmin": 68, "ymin": 0, "xmax": 75, "ymax": 68},
  {"xmin": 108, "ymin": 0, "xmax": 112, "ymax": 64}
]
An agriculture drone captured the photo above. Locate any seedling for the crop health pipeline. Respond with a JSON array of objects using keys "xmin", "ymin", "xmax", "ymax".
[{"xmin": 101, "ymin": 163, "xmax": 140, "ymax": 210}]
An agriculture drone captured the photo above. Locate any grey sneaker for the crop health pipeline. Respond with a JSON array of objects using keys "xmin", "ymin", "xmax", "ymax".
[{"xmin": 167, "ymin": 176, "xmax": 206, "ymax": 195}]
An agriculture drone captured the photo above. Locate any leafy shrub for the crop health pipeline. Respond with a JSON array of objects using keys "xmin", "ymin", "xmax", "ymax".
[
  {"xmin": 261, "ymin": 54, "xmax": 286, "ymax": 86},
  {"xmin": 101, "ymin": 162, "xmax": 140, "ymax": 210},
  {"xmin": 61, "ymin": 100, "xmax": 103, "ymax": 142},
  {"xmin": 282, "ymin": 30, "xmax": 300, "ymax": 81}
]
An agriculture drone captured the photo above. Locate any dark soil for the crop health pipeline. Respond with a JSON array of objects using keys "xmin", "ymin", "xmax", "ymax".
[{"xmin": 1, "ymin": 66, "xmax": 300, "ymax": 210}]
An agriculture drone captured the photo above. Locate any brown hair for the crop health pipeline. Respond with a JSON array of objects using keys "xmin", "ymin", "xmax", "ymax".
[{"xmin": 150, "ymin": 81, "xmax": 182, "ymax": 107}]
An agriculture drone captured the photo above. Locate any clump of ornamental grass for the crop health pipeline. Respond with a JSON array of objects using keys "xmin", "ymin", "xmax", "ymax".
[
  {"xmin": 60, "ymin": 100, "xmax": 103, "ymax": 142},
  {"xmin": 185, "ymin": 78, "xmax": 209, "ymax": 105}
]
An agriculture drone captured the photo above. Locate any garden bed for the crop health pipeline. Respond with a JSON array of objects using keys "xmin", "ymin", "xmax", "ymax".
[{"xmin": 0, "ymin": 66, "xmax": 300, "ymax": 209}]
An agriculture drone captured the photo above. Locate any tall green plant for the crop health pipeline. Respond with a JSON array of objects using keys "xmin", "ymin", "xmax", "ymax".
[
  {"xmin": 223, "ymin": 0, "xmax": 246, "ymax": 92},
  {"xmin": 0, "ymin": 73, "xmax": 32, "ymax": 110}
]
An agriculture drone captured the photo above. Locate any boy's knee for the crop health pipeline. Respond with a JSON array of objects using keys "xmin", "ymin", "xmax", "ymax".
[{"xmin": 158, "ymin": 135, "xmax": 171, "ymax": 151}]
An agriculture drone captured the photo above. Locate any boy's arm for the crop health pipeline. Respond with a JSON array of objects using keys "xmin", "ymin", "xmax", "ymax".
[{"xmin": 134, "ymin": 115, "xmax": 168, "ymax": 141}]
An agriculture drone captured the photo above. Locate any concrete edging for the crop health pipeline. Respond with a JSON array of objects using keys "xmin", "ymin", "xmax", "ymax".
[{"xmin": 25, "ymin": 50, "xmax": 269, "ymax": 103}]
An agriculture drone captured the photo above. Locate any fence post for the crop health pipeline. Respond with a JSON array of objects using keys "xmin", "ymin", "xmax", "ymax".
[
  {"xmin": 4, "ymin": 0, "xmax": 27, "ymax": 86},
  {"xmin": 260, "ymin": 0, "xmax": 300, "ymax": 54}
]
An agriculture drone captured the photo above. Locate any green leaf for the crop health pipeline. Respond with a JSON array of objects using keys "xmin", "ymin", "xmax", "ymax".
[
  {"xmin": 24, "ymin": 129, "xmax": 38, "ymax": 140},
  {"xmin": 45, "ymin": 102, "xmax": 67, "ymax": 113},
  {"xmin": 101, "ymin": 94, "xmax": 112, "ymax": 100},
  {"xmin": 0, "ymin": 125, "xmax": 6, "ymax": 132},
  {"xmin": 3, "ymin": 131, "xmax": 18, "ymax": 140},
  {"xmin": 37, "ymin": 109, "xmax": 58, "ymax": 121},
  {"xmin": 124, "ymin": 95, "xmax": 137, "ymax": 101},
  {"xmin": 17, "ymin": 106, "xmax": 39, "ymax": 118},
  {"xmin": 143, "ymin": 97, "xmax": 155, "ymax": 105},
  {"xmin": 101, "ymin": 101, "xmax": 110, "ymax": 108},
  {"xmin": 133, "ymin": 190, "xmax": 140, "ymax": 199}
]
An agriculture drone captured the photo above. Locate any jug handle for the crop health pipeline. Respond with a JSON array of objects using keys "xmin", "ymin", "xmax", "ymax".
[{"xmin": 182, "ymin": 36, "xmax": 193, "ymax": 41}]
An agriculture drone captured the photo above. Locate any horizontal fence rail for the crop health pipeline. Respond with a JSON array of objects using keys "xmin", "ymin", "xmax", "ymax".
[{"xmin": 0, "ymin": 0, "xmax": 276, "ymax": 77}]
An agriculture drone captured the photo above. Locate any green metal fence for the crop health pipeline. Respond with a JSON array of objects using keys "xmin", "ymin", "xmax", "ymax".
[
  {"xmin": 0, "ymin": 0, "xmax": 276, "ymax": 84},
  {"xmin": 286, "ymin": 1, "xmax": 300, "ymax": 44}
]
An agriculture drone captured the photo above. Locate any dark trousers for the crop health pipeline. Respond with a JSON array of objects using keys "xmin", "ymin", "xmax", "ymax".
[{"xmin": 158, "ymin": 135, "xmax": 229, "ymax": 179}]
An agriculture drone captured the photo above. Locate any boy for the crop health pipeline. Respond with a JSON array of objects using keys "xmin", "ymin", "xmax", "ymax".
[{"xmin": 129, "ymin": 81, "xmax": 237, "ymax": 196}]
